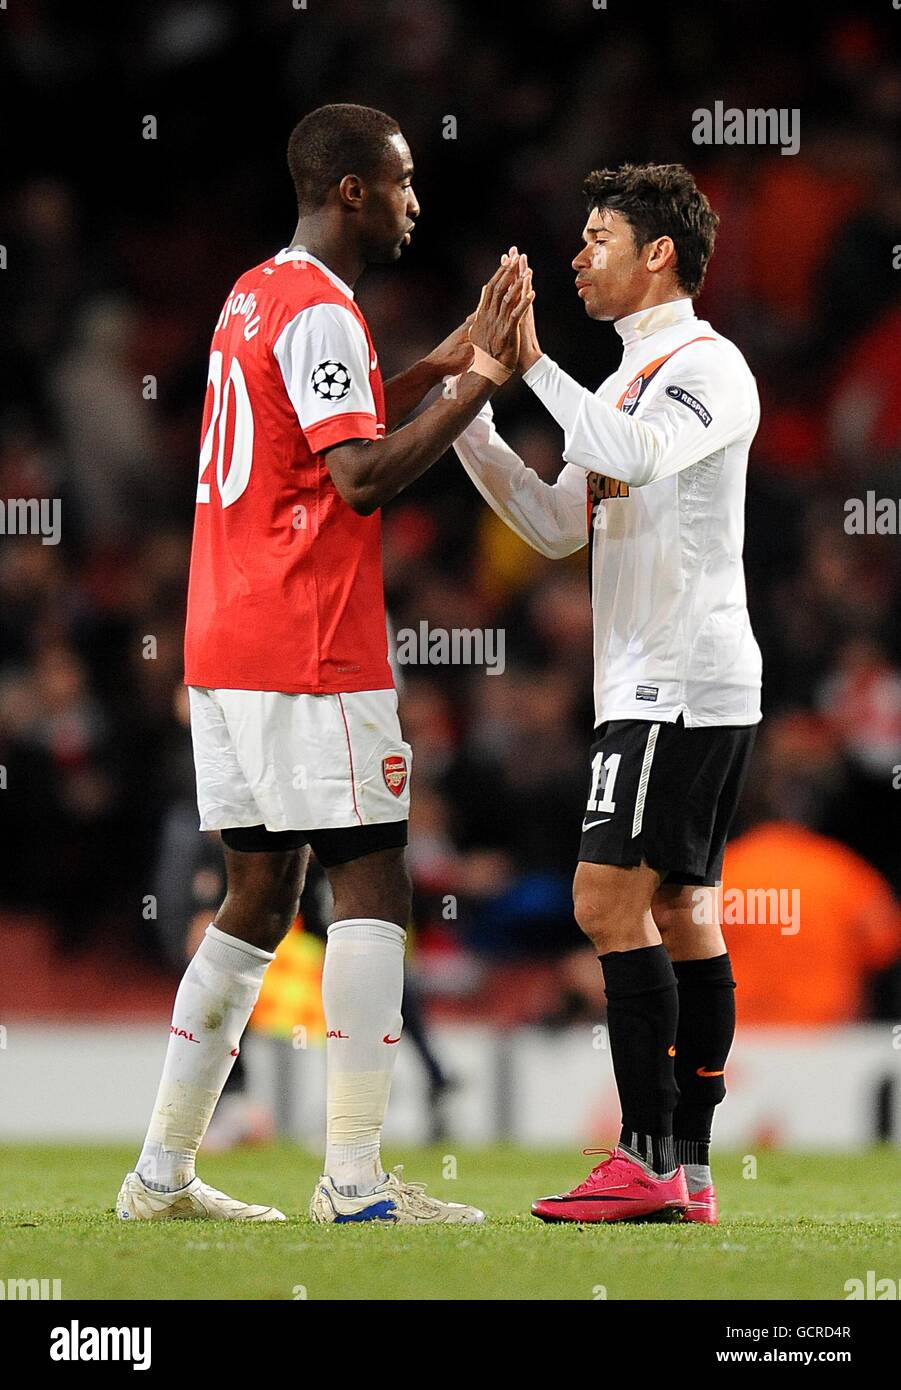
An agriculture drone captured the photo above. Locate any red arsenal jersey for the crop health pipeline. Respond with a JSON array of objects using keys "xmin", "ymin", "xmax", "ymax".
[{"xmin": 184, "ymin": 248, "xmax": 393, "ymax": 694}]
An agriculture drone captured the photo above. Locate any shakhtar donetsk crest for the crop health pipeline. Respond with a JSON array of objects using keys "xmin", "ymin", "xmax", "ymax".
[
  {"xmin": 382, "ymin": 755, "xmax": 408, "ymax": 797},
  {"xmin": 620, "ymin": 375, "xmax": 643, "ymax": 414}
]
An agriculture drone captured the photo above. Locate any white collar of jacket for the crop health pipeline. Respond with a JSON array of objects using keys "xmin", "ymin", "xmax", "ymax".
[{"xmin": 614, "ymin": 296, "xmax": 696, "ymax": 350}]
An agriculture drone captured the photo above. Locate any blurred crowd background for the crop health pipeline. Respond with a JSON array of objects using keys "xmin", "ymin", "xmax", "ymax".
[{"xmin": 1, "ymin": 1, "xmax": 900, "ymax": 1043}]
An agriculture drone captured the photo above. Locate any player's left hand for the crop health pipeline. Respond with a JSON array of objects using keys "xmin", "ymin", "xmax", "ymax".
[
  {"xmin": 423, "ymin": 315, "xmax": 476, "ymax": 376},
  {"xmin": 469, "ymin": 251, "xmax": 533, "ymax": 370},
  {"xmin": 516, "ymin": 253, "xmax": 543, "ymax": 373}
]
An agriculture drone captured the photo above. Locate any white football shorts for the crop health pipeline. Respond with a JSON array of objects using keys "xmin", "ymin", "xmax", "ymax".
[{"xmin": 188, "ymin": 686, "xmax": 411, "ymax": 832}]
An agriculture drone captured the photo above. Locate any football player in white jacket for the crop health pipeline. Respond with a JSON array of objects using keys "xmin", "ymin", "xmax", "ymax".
[{"xmin": 455, "ymin": 163, "xmax": 762, "ymax": 1225}]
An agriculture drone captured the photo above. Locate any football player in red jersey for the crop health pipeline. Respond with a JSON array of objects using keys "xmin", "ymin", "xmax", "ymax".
[{"xmin": 117, "ymin": 105, "xmax": 532, "ymax": 1226}]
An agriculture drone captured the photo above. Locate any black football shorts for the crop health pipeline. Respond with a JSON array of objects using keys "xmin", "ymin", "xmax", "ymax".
[{"xmin": 578, "ymin": 715, "xmax": 757, "ymax": 885}]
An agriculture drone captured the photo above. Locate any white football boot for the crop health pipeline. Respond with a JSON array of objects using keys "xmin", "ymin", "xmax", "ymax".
[
  {"xmin": 116, "ymin": 1171, "xmax": 285, "ymax": 1222},
  {"xmin": 309, "ymin": 1167, "xmax": 485, "ymax": 1225}
]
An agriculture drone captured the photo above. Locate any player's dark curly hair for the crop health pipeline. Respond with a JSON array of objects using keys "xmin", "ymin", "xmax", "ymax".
[
  {"xmin": 288, "ymin": 104, "xmax": 401, "ymax": 211},
  {"xmin": 582, "ymin": 163, "xmax": 719, "ymax": 296}
]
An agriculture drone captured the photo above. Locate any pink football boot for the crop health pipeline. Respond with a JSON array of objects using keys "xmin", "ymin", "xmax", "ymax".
[
  {"xmin": 531, "ymin": 1148, "xmax": 689, "ymax": 1224},
  {"xmin": 682, "ymin": 1184, "xmax": 718, "ymax": 1224}
]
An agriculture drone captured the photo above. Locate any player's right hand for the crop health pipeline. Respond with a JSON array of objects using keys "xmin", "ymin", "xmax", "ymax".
[{"xmin": 470, "ymin": 249, "xmax": 534, "ymax": 371}]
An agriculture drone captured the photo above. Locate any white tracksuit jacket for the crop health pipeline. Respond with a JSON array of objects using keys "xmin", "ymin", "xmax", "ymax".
[{"xmin": 454, "ymin": 297, "xmax": 763, "ymax": 728}]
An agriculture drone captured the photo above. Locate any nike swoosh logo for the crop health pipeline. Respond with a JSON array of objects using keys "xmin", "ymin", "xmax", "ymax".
[
  {"xmin": 547, "ymin": 1191, "xmax": 635, "ymax": 1202},
  {"xmin": 696, "ymin": 1067, "xmax": 725, "ymax": 1077},
  {"xmin": 383, "ymin": 1033, "xmax": 401, "ymax": 1044},
  {"xmin": 582, "ymin": 818, "xmax": 611, "ymax": 831},
  {"xmin": 370, "ymin": 355, "xmax": 378, "ymax": 370}
]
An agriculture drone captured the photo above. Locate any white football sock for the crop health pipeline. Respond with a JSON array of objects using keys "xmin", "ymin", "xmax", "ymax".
[
  {"xmin": 322, "ymin": 918, "xmax": 405, "ymax": 1195},
  {"xmin": 684, "ymin": 1162, "xmax": 713, "ymax": 1194},
  {"xmin": 136, "ymin": 925, "xmax": 274, "ymax": 1192}
]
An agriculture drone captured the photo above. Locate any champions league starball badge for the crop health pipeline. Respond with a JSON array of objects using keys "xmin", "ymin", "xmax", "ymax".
[{"xmin": 311, "ymin": 360, "xmax": 352, "ymax": 401}]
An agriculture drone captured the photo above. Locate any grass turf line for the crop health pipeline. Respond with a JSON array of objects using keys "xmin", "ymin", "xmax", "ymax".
[{"xmin": 0, "ymin": 1144, "xmax": 899, "ymax": 1301}]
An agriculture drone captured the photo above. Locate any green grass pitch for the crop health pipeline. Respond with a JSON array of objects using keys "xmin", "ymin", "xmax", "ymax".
[{"xmin": 1, "ymin": 1144, "xmax": 899, "ymax": 1300}]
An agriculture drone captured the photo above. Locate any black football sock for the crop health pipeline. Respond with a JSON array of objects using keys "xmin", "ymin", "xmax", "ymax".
[
  {"xmin": 599, "ymin": 944, "xmax": 679, "ymax": 1177},
  {"xmin": 671, "ymin": 953, "xmax": 736, "ymax": 1175},
  {"xmin": 620, "ymin": 1128, "xmax": 676, "ymax": 1177}
]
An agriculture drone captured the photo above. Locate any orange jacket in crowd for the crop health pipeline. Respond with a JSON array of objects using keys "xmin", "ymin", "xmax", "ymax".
[{"xmin": 722, "ymin": 822, "xmax": 901, "ymax": 1026}]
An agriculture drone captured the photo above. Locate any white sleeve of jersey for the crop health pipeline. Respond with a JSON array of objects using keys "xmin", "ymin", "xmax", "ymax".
[
  {"xmin": 523, "ymin": 343, "xmax": 757, "ymax": 488},
  {"xmin": 273, "ymin": 301, "xmax": 377, "ymax": 441},
  {"xmin": 453, "ymin": 399, "xmax": 588, "ymax": 559}
]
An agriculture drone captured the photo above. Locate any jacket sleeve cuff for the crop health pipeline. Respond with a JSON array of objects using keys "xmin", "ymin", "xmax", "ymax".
[{"xmin": 522, "ymin": 354, "xmax": 554, "ymax": 389}]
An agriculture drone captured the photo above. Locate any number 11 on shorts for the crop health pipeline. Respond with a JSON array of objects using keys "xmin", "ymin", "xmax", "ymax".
[{"xmin": 587, "ymin": 751, "xmax": 621, "ymax": 814}]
